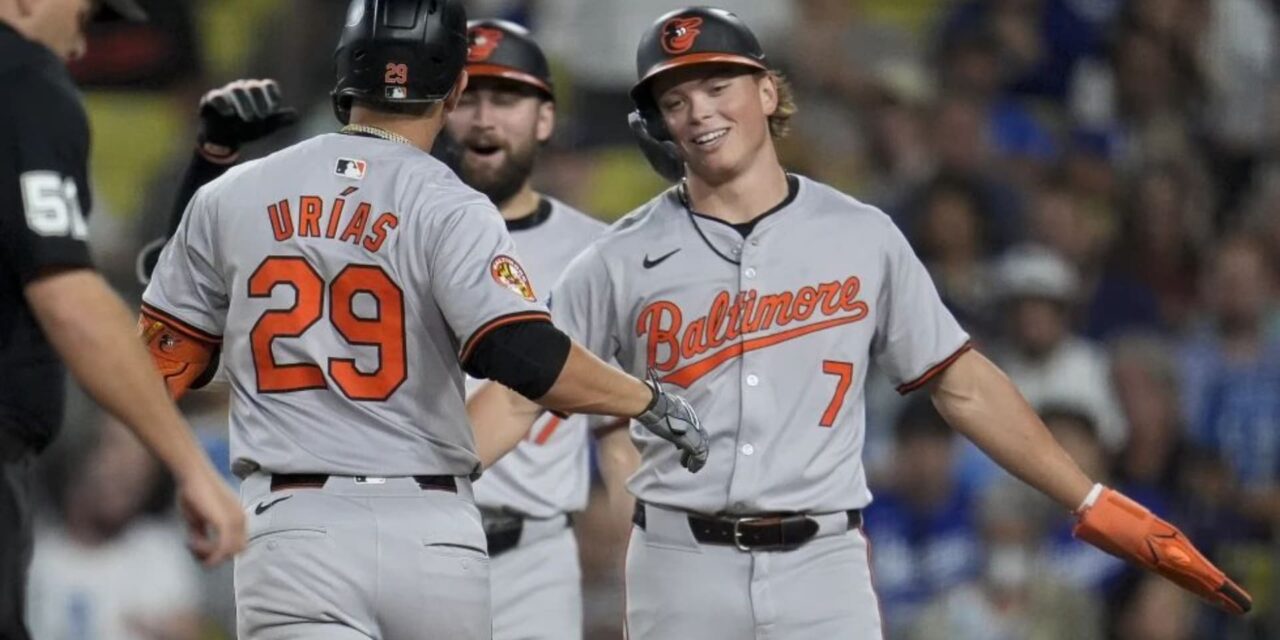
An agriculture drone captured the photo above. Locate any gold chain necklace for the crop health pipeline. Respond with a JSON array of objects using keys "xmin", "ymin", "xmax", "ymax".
[{"xmin": 340, "ymin": 123, "xmax": 414, "ymax": 147}]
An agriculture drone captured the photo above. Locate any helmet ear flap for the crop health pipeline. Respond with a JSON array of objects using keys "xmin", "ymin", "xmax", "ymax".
[{"xmin": 640, "ymin": 104, "xmax": 670, "ymax": 142}]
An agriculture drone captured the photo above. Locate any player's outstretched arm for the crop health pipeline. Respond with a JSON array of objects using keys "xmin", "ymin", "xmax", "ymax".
[
  {"xmin": 468, "ymin": 381, "xmax": 543, "ymax": 469},
  {"xmin": 25, "ymin": 268, "xmax": 245, "ymax": 566},
  {"xmin": 928, "ymin": 348, "xmax": 1252, "ymax": 615},
  {"xmin": 467, "ymin": 323, "xmax": 709, "ymax": 472},
  {"xmin": 136, "ymin": 79, "xmax": 298, "ymax": 284}
]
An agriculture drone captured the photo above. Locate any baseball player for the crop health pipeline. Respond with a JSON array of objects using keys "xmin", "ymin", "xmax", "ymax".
[
  {"xmin": 138, "ymin": 1, "xmax": 706, "ymax": 638},
  {"xmin": 443, "ymin": 19, "xmax": 606, "ymax": 640},
  {"xmin": 0, "ymin": 2, "xmax": 245, "ymax": 639},
  {"xmin": 541, "ymin": 7, "xmax": 1251, "ymax": 639}
]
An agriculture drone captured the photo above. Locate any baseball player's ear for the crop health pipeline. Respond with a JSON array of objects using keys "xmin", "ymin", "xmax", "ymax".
[
  {"xmin": 757, "ymin": 71, "xmax": 778, "ymax": 117},
  {"xmin": 443, "ymin": 70, "xmax": 470, "ymax": 113},
  {"xmin": 535, "ymin": 100, "xmax": 555, "ymax": 144}
]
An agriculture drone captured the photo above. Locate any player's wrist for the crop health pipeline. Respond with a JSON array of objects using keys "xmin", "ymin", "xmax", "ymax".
[{"xmin": 197, "ymin": 141, "xmax": 240, "ymax": 165}]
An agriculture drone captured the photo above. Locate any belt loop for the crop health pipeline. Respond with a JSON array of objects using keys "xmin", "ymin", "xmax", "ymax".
[{"xmin": 632, "ymin": 501, "xmax": 647, "ymax": 530}]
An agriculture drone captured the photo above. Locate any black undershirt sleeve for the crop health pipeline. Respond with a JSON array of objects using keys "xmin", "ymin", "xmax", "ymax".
[
  {"xmin": 168, "ymin": 152, "xmax": 233, "ymax": 236},
  {"xmin": 462, "ymin": 318, "xmax": 571, "ymax": 400}
]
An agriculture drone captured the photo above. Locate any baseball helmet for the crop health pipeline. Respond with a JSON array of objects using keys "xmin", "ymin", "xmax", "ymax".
[
  {"xmin": 332, "ymin": 0, "xmax": 469, "ymax": 124},
  {"xmin": 95, "ymin": 0, "xmax": 147, "ymax": 22},
  {"xmin": 465, "ymin": 19, "xmax": 554, "ymax": 100},
  {"xmin": 629, "ymin": 6, "xmax": 768, "ymax": 141}
]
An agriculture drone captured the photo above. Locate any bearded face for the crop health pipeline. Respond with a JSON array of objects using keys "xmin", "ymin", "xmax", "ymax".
[{"xmin": 445, "ymin": 79, "xmax": 553, "ymax": 207}]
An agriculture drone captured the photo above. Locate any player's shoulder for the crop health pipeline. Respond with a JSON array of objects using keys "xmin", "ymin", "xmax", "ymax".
[
  {"xmin": 794, "ymin": 174, "xmax": 907, "ymax": 242},
  {"xmin": 543, "ymin": 196, "xmax": 608, "ymax": 234},
  {"xmin": 592, "ymin": 186, "xmax": 685, "ymax": 251}
]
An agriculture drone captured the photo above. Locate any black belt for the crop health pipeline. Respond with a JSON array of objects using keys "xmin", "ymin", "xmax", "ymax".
[
  {"xmin": 633, "ymin": 501, "xmax": 861, "ymax": 552},
  {"xmin": 270, "ymin": 473, "xmax": 457, "ymax": 492},
  {"xmin": 483, "ymin": 511, "xmax": 572, "ymax": 557}
]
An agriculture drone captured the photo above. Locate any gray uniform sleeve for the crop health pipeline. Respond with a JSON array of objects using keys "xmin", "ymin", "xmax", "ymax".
[
  {"xmin": 427, "ymin": 203, "xmax": 549, "ymax": 363},
  {"xmin": 549, "ymin": 244, "xmax": 618, "ymax": 361},
  {"xmin": 549, "ymin": 244, "xmax": 626, "ymax": 433},
  {"xmin": 869, "ymin": 221, "xmax": 971, "ymax": 394},
  {"xmin": 141, "ymin": 186, "xmax": 226, "ymax": 340}
]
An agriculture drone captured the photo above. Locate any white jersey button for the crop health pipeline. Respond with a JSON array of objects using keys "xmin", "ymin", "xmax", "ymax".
[
  {"xmin": 740, "ymin": 443, "xmax": 755, "ymax": 456},
  {"xmin": 744, "ymin": 267, "xmax": 757, "ymax": 279},
  {"xmin": 745, "ymin": 374, "xmax": 759, "ymax": 386}
]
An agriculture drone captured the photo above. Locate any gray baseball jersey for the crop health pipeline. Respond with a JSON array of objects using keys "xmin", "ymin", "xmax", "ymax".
[
  {"xmin": 470, "ymin": 197, "xmax": 607, "ymax": 518},
  {"xmin": 551, "ymin": 175, "xmax": 970, "ymax": 515},
  {"xmin": 143, "ymin": 133, "xmax": 548, "ymax": 478}
]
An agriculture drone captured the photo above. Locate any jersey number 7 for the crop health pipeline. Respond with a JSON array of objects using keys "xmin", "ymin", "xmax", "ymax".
[{"xmin": 249, "ymin": 256, "xmax": 406, "ymax": 400}]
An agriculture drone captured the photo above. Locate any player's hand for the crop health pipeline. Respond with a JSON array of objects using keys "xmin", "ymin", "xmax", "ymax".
[
  {"xmin": 197, "ymin": 78, "xmax": 299, "ymax": 161},
  {"xmin": 634, "ymin": 370, "xmax": 709, "ymax": 473},
  {"xmin": 176, "ymin": 467, "xmax": 246, "ymax": 567},
  {"xmin": 1073, "ymin": 485, "xmax": 1252, "ymax": 615}
]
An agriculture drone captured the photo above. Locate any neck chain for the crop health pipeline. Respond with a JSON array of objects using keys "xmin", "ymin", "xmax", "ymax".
[{"xmin": 340, "ymin": 123, "xmax": 414, "ymax": 147}]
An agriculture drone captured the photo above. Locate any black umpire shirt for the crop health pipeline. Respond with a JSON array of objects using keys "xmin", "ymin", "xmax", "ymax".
[{"xmin": 0, "ymin": 24, "xmax": 94, "ymax": 453}]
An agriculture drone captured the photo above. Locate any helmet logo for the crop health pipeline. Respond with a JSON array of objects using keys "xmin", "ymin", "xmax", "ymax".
[
  {"xmin": 384, "ymin": 63, "xmax": 408, "ymax": 85},
  {"xmin": 468, "ymin": 27, "xmax": 505, "ymax": 62},
  {"xmin": 661, "ymin": 16, "xmax": 703, "ymax": 55}
]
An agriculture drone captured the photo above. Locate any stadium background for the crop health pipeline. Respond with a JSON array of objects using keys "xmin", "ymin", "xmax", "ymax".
[{"xmin": 25, "ymin": 0, "xmax": 1280, "ymax": 638}]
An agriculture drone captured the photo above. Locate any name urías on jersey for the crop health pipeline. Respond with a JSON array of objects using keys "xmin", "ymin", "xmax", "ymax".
[
  {"xmin": 639, "ymin": 275, "xmax": 870, "ymax": 387},
  {"xmin": 267, "ymin": 190, "xmax": 399, "ymax": 253}
]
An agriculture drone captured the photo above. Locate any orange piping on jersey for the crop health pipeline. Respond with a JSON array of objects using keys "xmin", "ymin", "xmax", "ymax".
[
  {"xmin": 894, "ymin": 341, "xmax": 973, "ymax": 394},
  {"xmin": 139, "ymin": 303, "xmax": 222, "ymax": 343},
  {"xmin": 532, "ymin": 415, "xmax": 563, "ymax": 445},
  {"xmin": 459, "ymin": 311, "xmax": 553, "ymax": 364},
  {"xmin": 662, "ymin": 314, "xmax": 869, "ymax": 388}
]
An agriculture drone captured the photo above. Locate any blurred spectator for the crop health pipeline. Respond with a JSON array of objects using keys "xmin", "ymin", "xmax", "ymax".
[
  {"xmin": 990, "ymin": 245, "xmax": 1126, "ymax": 449},
  {"xmin": 1036, "ymin": 405, "xmax": 1128, "ymax": 595},
  {"xmin": 26, "ymin": 420, "xmax": 202, "ymax": 640},
  {"xmin": 908, "ymin": 479, "xmax": 1102, "ymax": 640},
  {"xmin": 910, "ymin": 173, "xmax": 999, "ymax": 338},
  {"xmin": 1108, "ymin": 333, "xmax": 1192, "ymax": 512},
  {"xmin": 894, "ymin": 93, "xmax": 1025, "ymax": 251},
  {"xmin": 864, "ymin": 397, "xmax": 982, "ymax": 637},
  {"xmin": 779, "ymin": 0, "xmax": 924, "ymax": 189},
  {"xmin": 1110, "ymin": 574, "xmax": 1200, "ymax": 640},
  {"xmin": 1027, "ymin": 177, "xmax": 1164, "ymax": 340},
  {"xmin": 1103, "ymin": 162, "xmax": 1209, "ymax": 332},
  {"xmin": 1179, "ymin": 235, "xmax": 1280, "ymax": 538}
]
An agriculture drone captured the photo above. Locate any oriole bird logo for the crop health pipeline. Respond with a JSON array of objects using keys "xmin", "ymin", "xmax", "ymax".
[{"xmin": 661, "ymin": 17, "xmax": 703, "ymax": 55}]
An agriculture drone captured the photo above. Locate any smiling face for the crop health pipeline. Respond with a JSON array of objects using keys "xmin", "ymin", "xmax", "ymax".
[
  {"xmin": 445, "ymin": 77, "xmax": 554, "ymax": 206},
  {"xmin": 651, "ymin": 64, "xmax": 777, "ymax": 183}
]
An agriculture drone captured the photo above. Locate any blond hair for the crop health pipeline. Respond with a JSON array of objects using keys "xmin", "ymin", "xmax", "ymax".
[{"xmin": 765, "ymin": 70, "xmax": 796, "ymax": 140}]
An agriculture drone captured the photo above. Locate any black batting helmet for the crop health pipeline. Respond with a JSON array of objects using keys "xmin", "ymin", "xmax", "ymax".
[
  {"xmin": 629, "ymin": 6, "xmax": 768, "ymax": 141},
  {"xmin": 332, "ymin": 0, "xmax": 469, "ymax": 124},
  {"xmin": 465, "ymin": 19, "xmax": 554, "ymax": 100},
  {"xmin": 95, "ymin": 0, "xmax": 147, "ymax": 22}
]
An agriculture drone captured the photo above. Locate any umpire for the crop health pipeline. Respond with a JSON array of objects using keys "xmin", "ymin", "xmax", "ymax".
[{"xmin": 0, "ymin": 1, "xmax": 245, "ymax": 638}]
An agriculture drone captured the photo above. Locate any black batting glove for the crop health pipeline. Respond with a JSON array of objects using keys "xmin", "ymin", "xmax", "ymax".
[{"xmin": 197, "ymin": 78, "xmax": 299, "ymax": 162}]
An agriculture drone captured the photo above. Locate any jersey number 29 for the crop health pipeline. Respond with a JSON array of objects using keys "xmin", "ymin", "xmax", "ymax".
[{"xmin": 249, "ymin": 256, "xmax": 406, "ymax": 400}]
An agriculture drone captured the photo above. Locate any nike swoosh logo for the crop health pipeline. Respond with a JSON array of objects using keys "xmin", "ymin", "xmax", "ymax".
[
  {"xmin": 643, "ymin": 249, "xmax": 681, "ymax": 269},
  {"xmin": 254, "ymin": 495, "xmax": 293, "ymax": 515}
]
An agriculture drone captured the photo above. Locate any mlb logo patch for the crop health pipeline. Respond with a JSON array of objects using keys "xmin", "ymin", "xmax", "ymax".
[
  {"xmin": 335, "ymin": 158, "xmax": 367, "ymax": 180},
  {"xmin": 385, "ymin": 86, "xmax": 408, "ymax": 99}
]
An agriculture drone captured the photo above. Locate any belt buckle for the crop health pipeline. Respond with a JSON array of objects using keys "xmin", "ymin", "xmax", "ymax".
[{"xmin": 732, "ymin": 516, "xmax": 765, "ymax": 552}]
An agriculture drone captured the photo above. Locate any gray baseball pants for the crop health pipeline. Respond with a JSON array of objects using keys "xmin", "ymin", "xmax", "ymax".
[{"xmin": 235, "ymin": 472, "xmax": 490, "ymax": 639}]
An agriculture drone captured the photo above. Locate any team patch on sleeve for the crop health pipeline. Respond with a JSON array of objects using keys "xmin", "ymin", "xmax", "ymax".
[{"xmin": 490, "ymin": 255, "xmax": 536, "ymax": 302}]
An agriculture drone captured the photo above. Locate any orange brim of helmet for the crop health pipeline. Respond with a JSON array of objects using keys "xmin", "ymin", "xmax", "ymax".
[
  {"xmin": 465, "ymin": 64, "xmax": 553, "ymax": 97},
  {"xmin": 639, "ymin": 52, "xmax": 767, "ymax": 85}
]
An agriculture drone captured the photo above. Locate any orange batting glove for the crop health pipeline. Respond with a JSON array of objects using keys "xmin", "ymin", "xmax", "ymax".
[{"xmin": 1073, "ymin": 484, "xmax": 1252, "ymax": 615}]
